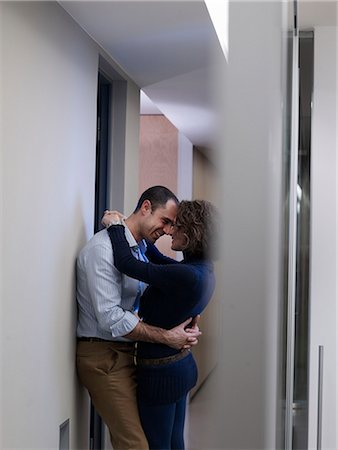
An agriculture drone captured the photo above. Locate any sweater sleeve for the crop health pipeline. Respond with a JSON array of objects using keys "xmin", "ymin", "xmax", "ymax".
[
  {"xmin": 107, "ymin": 225, "xmax": 196, "ymax": 290},
  {"xmin": 145, "ymin": 241, "xmax": 178, "ymax": 265}
]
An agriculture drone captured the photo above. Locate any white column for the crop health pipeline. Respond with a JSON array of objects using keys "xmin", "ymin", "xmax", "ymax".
[
  {"xmin": 207, "ymin": 2, "xmax": 286, "ymax": 448},
  {"xmin": 308, "ymin": 25, "xmax": 337, "ymax": 450}
]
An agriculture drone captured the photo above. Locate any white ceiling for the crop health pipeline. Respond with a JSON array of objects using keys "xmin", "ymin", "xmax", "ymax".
[
  {"xmin": 59, "ymin": 0, "xmax": 223, "ymax": 148},
  {"xmin": 59, "ymin": 1, "xmax": 336, "ymax": 148}
]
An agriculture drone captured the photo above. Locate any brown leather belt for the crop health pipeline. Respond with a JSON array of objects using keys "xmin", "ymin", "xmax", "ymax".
[
  {"xmin": 135, "ymin": 349, "xmax": 191, "ymax": 367},
  {"xmin": 77, "ymin": 337, "xmax": 134, "ymax": 346}
]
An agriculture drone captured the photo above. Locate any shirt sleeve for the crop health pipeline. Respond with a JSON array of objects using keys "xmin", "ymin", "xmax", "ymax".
[
  {"xmin": 107, "ymin": 225, "xmax": 197, "ymax": 291},
  {"xmin": 84, "ymin": 242, "xmax": 139, "ymax": 337}
]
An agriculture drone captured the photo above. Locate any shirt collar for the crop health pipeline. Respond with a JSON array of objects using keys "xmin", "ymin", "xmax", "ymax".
[
  {"xmin": 122, "ymin": 221, "xmax": 138, "ymax": 248},
  {"xmin": 121, "ymin": 220, "xmax": 147, "ymax": 253}
]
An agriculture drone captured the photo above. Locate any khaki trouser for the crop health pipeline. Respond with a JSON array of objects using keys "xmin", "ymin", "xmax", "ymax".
[{"xmin": 76, "ymin": 341, "xmax": 149, "ymax": 450}]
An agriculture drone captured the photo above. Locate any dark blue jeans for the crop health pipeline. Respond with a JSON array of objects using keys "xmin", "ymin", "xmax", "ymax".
[{"xmin": 138, "ymin": 395, "xmax": 187, "ymax": 450}]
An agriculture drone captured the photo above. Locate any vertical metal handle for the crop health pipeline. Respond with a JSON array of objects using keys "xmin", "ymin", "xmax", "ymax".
[{"xmin": 317, "ymin": 346, "xmax": 324, "ymax": 450}]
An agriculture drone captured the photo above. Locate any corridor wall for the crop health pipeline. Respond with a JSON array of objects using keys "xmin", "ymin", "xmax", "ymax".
[
  {"xmin": 0, "ymin": 2, "xmax": 140, "ymax": 449},
  {"xmin": 139, "ymin": 115, "xmax": 178, "ymax": 196},
  {"xmin": 138, "ymin": 114, "xmax": 193, "ymax": 258}
]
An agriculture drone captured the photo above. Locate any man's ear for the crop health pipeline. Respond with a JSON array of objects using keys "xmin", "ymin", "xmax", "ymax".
[{"xmin": 140, "ymin": 199, "xmax": 152, "ymax": 215}]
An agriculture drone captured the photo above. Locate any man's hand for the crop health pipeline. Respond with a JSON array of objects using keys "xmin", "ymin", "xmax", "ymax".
[
  {"xmin": 164, "ymin": 317, "xmax": 202, "ymax": 350},
  {"xmin": 101, "ymin": 210, "xmax": 126, "ymax": 228},
  {"xmin": 181, "ymin": 314, "xmax": 201, "ymax": 349},
  {"xmin": 125, "ymin": 316, "xmax": 202, "ymax": 350},
  {"xmin": 188, "ymin": 314, "xmax": 200, "ymax": 331}
]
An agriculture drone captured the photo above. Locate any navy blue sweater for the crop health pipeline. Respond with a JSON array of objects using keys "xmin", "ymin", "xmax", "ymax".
[
  {"xmin": 108, "ymin": 225, "xmax": 215, "ymax": 358},
  {"xmin": 108, "ymin": 225, "xmax": 215, "ymax": 404}
]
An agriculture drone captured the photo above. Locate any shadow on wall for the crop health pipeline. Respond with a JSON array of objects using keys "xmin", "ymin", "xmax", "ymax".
[{"xmin": 53, "ymin": 199, "xmax": 93, "ymax": 450}]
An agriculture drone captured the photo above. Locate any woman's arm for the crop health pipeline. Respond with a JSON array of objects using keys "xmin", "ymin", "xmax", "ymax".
[
  {"xmin": 107, "ymin": 225, "xmax": 195, "ymax": 290},
  {"xmin": 145, "ymin": 241, "xmax": 178, "ymax": 265}
]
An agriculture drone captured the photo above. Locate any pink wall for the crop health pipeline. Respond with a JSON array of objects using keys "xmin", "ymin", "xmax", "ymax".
[
  {"xmin": 139, "ymin": 115, "xmax": 178, "ymax": 194},
  {"xmin": 139, "ymin": 115, "xmax": 178, "ymax": 257}
]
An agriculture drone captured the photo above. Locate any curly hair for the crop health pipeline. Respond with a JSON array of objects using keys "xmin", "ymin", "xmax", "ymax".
[{"xmin": 175, "ymin": 200, "xmax": 218, "ymax": 259}]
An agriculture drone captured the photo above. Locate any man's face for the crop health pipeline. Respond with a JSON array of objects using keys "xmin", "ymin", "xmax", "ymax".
[{"xmin": 140, "ymin": 199, "xmax": 178, "ymax": 243}]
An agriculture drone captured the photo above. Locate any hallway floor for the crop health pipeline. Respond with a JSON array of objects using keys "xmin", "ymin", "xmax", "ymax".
[
  {"xmin": 185, "ymin": 369, "xmax": 308, "ymax": 450},
  {"xmin": 186, "ymin": 369, "xmax": 223, "ymax": 450}
]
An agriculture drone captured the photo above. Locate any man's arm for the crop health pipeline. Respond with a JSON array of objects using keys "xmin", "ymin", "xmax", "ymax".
[
  {"xmin": 125, "ymin": 317, "xmax": 201, "ymax": 350},
  {"xmin": 85, "ymin": 243, "xmax": 139, "ymax": 337},
  {"xmin": 86, "ymin": 234, "xmax": 201, "ymax": 348}
]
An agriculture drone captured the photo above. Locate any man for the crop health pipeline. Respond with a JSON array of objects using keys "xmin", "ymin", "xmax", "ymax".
[{"xmin": 76, "ymin": 186, "xmax": 200, "ymax": 450}]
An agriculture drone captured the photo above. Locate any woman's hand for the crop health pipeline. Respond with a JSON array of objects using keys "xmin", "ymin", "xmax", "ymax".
[{"xmin": 101, "ymin": 210, "xmax": 126, "ymax": 228}]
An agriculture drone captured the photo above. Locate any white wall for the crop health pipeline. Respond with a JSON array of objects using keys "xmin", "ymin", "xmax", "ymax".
[
  {"xmin": 308, "ymin": 26, "xmax": 337, "ymax": 450},
  {"xmin": 0, "ymin": 2, "xmax": 140, "ymax": 449},
  {"xmin": 124, "ymin": 81, "xmax": 141, "ymax": 214},
  {"xmin": 204, "ymin": 2, "xmax": 286, "ymax": 448}
]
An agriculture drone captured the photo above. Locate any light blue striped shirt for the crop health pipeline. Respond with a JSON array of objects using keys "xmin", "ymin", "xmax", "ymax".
[{"xmin": 76, "ymin": 225, "xmax": 142, "ymax": 341}]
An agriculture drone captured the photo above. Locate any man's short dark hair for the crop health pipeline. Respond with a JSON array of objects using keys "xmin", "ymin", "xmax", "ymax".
[{"xmin": 134, "ymin": 186, "xmax": 179, "ymax": 213}]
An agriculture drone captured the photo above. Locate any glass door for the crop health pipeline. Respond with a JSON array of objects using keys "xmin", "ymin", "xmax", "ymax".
[{"xmin": 281, "ymin": 2, "xmax": 314, "ymax": 447}]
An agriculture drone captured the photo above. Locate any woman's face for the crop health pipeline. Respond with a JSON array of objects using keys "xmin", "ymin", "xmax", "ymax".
[{"xmin": 170, "ymin": 222, "xmax": 187, "ymax": 251}]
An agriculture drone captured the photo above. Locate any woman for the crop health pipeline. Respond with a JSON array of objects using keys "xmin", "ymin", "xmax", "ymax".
[{"xmin": 103, "ymin": 200, "xmax": 216, "ymax": 450}]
